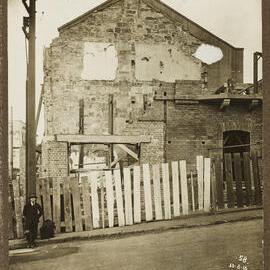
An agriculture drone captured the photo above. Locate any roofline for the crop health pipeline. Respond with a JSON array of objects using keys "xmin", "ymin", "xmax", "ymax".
[
  {"xmin": 58, "ymin": 0, "xmax": 244, "ymax": 51},
  {"xmin": 58, "ymin": 0, "xmax": 122, "ymax": 31},
  {"xmin": 143, "ymin": 0, "xmax": 243, "ymax": 50}
]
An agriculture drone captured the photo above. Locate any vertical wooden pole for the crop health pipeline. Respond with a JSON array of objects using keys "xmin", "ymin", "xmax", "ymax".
[
  {"xmin": 78, "ymin": 99, "xmax": 84, "ymax": 168},
  {"xmin": 196, "ymin": 156, "xmax": 204, "ymax": 210},
  {"xmin": 224, "ymin": 153, "xmax": 235, "ymax": 208},
  {"xmin": 108, "ymin": 94, "xmax": 114, "ymax": 164},
  {"xmin": 26, "ymin": 0, "xmax": 36, "ymax": 198},
  {"xmin": 0, "ymin": 0, "xmax": 9, "ymax": 267}
]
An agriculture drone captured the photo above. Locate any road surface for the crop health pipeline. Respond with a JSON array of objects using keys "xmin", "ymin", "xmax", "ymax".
[{"xmin": 10, "ymin": 219, "xmax": 263, "ymax": 270}]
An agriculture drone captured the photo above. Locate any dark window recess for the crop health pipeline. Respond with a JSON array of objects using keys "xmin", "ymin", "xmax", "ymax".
[
  {"xmin": 223, "ymin": 130, "xmax": 250, "ymax": 154},
  {"xmin": 131, "ymin": 60, "xmax": 135, "ymax": 67}
]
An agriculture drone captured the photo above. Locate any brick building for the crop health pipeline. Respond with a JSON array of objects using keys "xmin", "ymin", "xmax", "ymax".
[{"xmin": 41, "ymin": 0, "xmax": 262, "ymax": 178}]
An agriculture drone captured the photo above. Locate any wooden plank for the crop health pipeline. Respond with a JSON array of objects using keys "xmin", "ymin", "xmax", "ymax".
[
  {"xmin": 123, "ymin": 168, "xmax": 133, "ymax": 225},
  {"xmin": 233, "ymin": 153, "xmax": 244, "ymax": 208},
  {"xmin": 190, "ymin": 171, "xmax": 195, "ymax": 211},
  {"xmin": 243, "ymin": 152, "xmax": 252, "ymax": 206},
  {"xmin": 196, "ymin": 156, "xmax": 204, "ymax": 210},
  {"xmin": 63, "ymin": 177, "xmax": 73, "ymax": 232},
  {"xmin": 214, "ymin": 157, "xmax": 225, "ymax": 209},
  {"xmin": 56, "ymin": 134, "xmax": 151, "ymax": 144},
  {"xmin": 90, "ymin": 172, "xmax": 100, "ymax": 229},
  {"xmin": 81, "ymin": 176, "xmax": 92, "ymax": 231},
  {"xmin": 210, "ymin": 160, "xmax": 217, "ymax": 211},
  {"xmin": 105, "ymin": 171, "xmax": 114, "ymax": 228},
  {"xmin": 203, "ymin": 158, "xmax": 211, "ymax": 212},
  {"xmin": 116, "ymin": 144, "xmax": 138, "ymax": 160},
  {"xmin": 251, "ymin": 152, "xmax": 262, "ymax": 205},
  {"xmin": 133, "ymin": 166, "xmax": 141, "ymax": 223},
  {"xmin": 52, "ymin": 177, "xmax": 61, "ymax": 233},
  {"xmin": 114, "ymin": 169, "xmax": 125, "ymax": 226},
  {"xmin": 143, "ymin": 164, "xmax": 153, "ymax": 221},
  {"xmin": 180, "ymin": 160, "xmax": 189, "ymax": 215},
  {"xmin": 224, "ymin": 153, "xmax": 235, "ymax": 208},
  {"xmin": 152, "ymin": 164, "xmax": 162, "ymax": 220},
  {"xmin": 41, "ymin": 178, "xmax": 52, "ymax": 221},
  {"xmin": 162, "ymin": 163, "xmax": 171, "ymax": 219},
  {"xmin": 172, "ymin": 161, "xmax": 180, "ymax": 217},
  {"xmin": 13, "ymin": 177, "xmax": 23, "ymax": 238},
  {"xmin": 70, "ymin": 177, "xmax": 83, "ymax": 232},
  {"xmin": 101, "ymin": 181, "xmax": 105, "ymax": 229}
]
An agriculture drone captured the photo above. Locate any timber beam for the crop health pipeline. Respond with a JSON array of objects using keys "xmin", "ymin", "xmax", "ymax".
[
  {"xmin": 249, "ymin": 99, "xmax": 260, "ymax": 111},
  {"xmin": 220, "ymin": 98, "xmax": 230, "ymax": 110},
  {"xmin": 55, "ymin": 134, "xmax": 151, "ymax": 144}
]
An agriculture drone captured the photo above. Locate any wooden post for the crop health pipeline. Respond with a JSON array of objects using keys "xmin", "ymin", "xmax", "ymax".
[
  {"xmin": 215, "ymin": 156, "xmax": 224, "ymax": 209},
  {"xmin": 243, "ymin": 152, "xmax": 252, "ymax": 206},
  {"xmin": 25, "ymin": 0, "xmax": 37, "ymax": 198},
  {"xmin": 251, "ymin": 152, "xmax": 262, "ymax": 205},
  {"xmin": 0, "ymin": 0, "xmax": 9, "ymax": 266},
  {"xmin": 233, "ymin": 153, "xmax": 244, "ymax": 208},
  {"xmin": 108, "ymin": 94, "xmax": 114, "ymax": 164},
  {"xmin": 78, "ymin": 99, "xmax": 84, "ymax": 169},
  {"xmin": 224, "ymin": 153, "xmax": 235, "ymax": 208}
]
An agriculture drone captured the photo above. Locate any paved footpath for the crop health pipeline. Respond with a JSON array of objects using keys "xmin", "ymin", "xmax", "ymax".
[
  {"xmin": 9, "ymin": 218, "xmax": 263, "ymax": 270},
  {"xmin": 9, "ymin": 208, "xmax": 262, "ymax": 250}
]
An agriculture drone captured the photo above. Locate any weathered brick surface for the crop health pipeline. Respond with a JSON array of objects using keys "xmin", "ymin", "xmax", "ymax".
[
  {"xmin": 166, "ymin": 102, "xmax": 262, "ymax": 167},
  {"xmin": 41, "ymin": 0, "xmax": 260, "ymax": 176},
  {"xmin": 41, "ymin": 141, "xmax": 68, "ymax": 179}
]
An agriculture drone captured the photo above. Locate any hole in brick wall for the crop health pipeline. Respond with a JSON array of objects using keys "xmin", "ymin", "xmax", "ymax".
[
  {"xmin": 168, "ymin": 141, "xmax": 172, "ymax": 144},
  {"xmin": 193, "ymin": 44, "xmax": 223, "ymax": 65},
  {"xmin": 164, "ymin": 92, "xmax": 167, "ymax": 96},
  {"xmin": 202, "ymin": 141, "xmax": 206, "ymax": 145},
  {"xmin": 131, "ymin": 60, "xmax": 135, "ymax": 67}
]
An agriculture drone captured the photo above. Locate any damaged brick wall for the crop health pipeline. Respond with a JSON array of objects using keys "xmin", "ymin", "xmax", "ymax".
[{"xmin": 42, "ymin": 0, "xmax": 249, "ymax": 172}]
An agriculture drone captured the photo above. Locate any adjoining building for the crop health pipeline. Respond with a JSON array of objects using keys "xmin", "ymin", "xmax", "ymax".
[{"xmin": 40, "ymin": 0, "xmax": 262, "ymax": 179}]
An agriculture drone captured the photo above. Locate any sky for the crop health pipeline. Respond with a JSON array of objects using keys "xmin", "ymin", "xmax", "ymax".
[{"xmin": 8, "ymin": 0, "xmax": 262, "ymax": 141}]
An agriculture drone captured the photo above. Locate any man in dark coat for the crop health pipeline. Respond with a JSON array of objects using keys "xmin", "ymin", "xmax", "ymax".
[{"xmin": 23, "ymin": 194, "xmax": 43, "ymax": 248}]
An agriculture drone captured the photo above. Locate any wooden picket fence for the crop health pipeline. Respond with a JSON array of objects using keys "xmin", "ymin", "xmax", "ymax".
[
  {"xmin": 11, "ymin": 156, "xmax": 211, "ymax": 238},
  {"xmin": 10, "ymin": 152, "xmax": 263, "ymax": 239},
  {"xmin": 211, "ymin": 151, "xmax": 262, "ymax": 210}
]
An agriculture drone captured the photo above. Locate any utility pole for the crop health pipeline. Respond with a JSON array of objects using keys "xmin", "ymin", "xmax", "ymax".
[
  {"xmin": 0, "ymin": 0, "xmax": 9, "ymax": 268},
  {"xmin": 22, "ymin": 0, "xmax": 36, "ymax": 198}
]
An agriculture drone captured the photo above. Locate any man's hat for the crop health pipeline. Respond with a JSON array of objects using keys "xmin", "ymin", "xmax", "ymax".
[{"xmin": 29, "ymin": 194, "xmax": 37, "ymax": 199}]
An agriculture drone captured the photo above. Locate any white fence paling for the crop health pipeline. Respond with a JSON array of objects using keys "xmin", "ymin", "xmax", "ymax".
[
  {"xmin": 114, "ymin": 169, "xmax": 125, "ymax": 227},
  {"xmin": 152, "ymin": 164, "xmax": 162, "ymax": 220},
  {"xmin": 204, "ymin": 158, "xmax": 211, "ymax": 212},
  {"xmin": 105, "ymin": 170, "xmax": 114, "ymax": 228},
  {"xmin": 124, "ymin": 168, "xmax": 133, "ymax": 225},
  {"xmin": 172, "ymin": 161, "xmax": 180, "ymax": 217},
  {"xmin": 81, "ymin": 176, "xmax": 92, "ymax": 231},
  {"xmin": 162, "ymin": 163, "xmax": 171, "ymax": 219},
  {"xmin": 180, "ymin": 160, "xmax": 189, "ymax": 215},
  {"xmin": 196, "ymin": 155, "xmax": 204, "ymax": 210},
  {"xmin": 143, "ymin": 164, "xmax": 153, "ymax": 221},
  {"xmin": 90, "ymin": 172, "xmax": 100, "ymax": 229},
  {"xmin": 133, "ymin": 166, "xmax": 141, "ymax": 223}
]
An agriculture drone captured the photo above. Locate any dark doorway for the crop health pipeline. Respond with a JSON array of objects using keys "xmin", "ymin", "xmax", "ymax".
[{"xmin": 223, "ymin": 130, "xmax": 250, "ymax": 154}]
